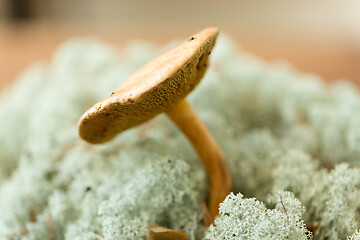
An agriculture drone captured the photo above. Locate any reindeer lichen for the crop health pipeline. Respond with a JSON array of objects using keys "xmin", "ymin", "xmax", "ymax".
[{"xmin": 0, "ymin": 34, "xmax": 359, "ymax": 239}]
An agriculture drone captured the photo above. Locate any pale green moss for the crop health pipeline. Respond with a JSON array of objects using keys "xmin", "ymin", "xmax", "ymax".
[
  {"xmin": 0, "ymin": 35, "xmax": 359, "ymax": 240},
  {"xmin": 348, "ymin": 230, "xmax": 360, "ymax": 240},
  {"xmin": 205, "ymin": 191, "xmax": 311, "ymax": 240}
]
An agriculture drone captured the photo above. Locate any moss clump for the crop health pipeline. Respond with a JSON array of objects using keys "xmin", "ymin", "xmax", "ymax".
[{"xmin": 0, "ymin": 35, "xmax": 359, "ymax": 239}]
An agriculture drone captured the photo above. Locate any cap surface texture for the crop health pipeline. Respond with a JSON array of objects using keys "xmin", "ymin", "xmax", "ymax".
[{"xmin": 78, "ymin": 27, "xmax": 219, "ymax": 143}]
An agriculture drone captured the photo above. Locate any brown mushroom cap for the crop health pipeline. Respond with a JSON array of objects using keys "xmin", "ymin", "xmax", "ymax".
[{"xmin": 78, "ymin": 27, "xmax": 219, "ymax": 144}]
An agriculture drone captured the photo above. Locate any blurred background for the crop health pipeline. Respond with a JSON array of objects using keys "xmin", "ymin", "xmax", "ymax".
[{"xmin": 0, "ymin": 0, "xmax": 360, "ymax": 90}]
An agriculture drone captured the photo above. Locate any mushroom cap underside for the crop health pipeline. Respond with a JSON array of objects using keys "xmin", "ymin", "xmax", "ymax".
[{"xmin": 78, "ymin": 27, "xmax": 219, "ymax": 144}]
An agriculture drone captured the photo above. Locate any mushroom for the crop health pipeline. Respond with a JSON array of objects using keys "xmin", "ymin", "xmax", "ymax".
[{"xmin": 78, "ymin": 27, "xmax": 231, "ymax": 220}]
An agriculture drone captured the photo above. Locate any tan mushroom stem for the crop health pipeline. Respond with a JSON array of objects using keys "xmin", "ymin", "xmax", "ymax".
[{"xmin": 166, "ymin": 99, "xmax": 231, "ymax": 219}]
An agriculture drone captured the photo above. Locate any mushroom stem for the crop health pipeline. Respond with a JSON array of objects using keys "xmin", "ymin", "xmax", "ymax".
[{"xmin": 166, "ymin": 99, "xmax": 231, "ymax": 219}]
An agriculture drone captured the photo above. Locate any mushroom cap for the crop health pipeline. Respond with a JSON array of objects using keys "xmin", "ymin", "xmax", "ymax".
[{"xmin": 78, "ymin": 27, "xmax": 219, "ymax": 144}]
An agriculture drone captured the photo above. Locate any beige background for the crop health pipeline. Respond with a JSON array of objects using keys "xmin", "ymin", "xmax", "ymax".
[{"xmin": 1, "ymin": 0, "xmax": 360, "ymax": 90}]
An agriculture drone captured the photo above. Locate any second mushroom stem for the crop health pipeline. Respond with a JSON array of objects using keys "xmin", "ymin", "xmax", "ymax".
[{"xmin": 166, "ymin": 99, "xmax": 232, "ymax": 221}]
